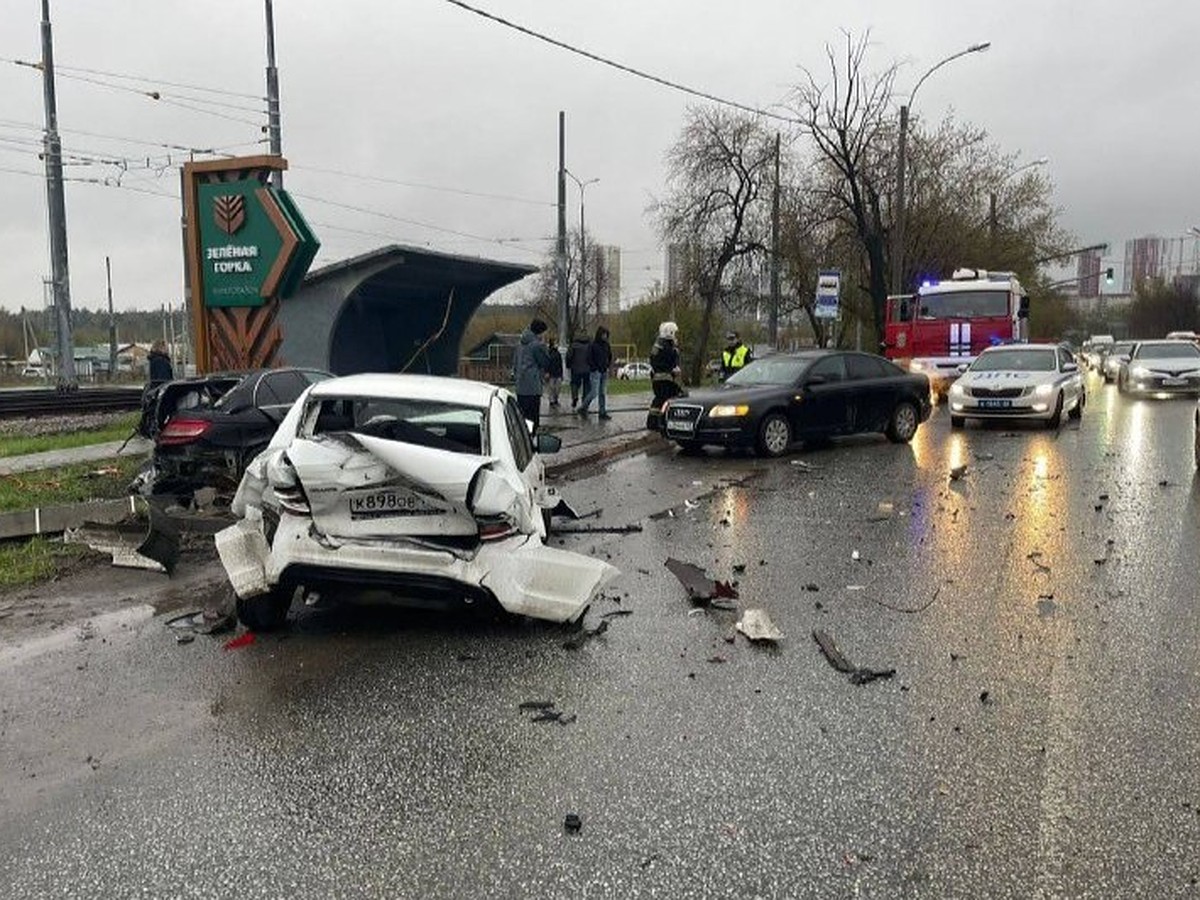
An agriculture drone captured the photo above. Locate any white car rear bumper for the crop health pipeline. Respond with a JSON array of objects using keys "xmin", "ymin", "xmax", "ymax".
[{"xmin": 216, "ymin": 510, "xmax": 617, "ymax": 624}]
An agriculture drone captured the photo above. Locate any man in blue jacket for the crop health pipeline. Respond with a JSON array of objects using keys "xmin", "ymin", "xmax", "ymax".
[{"xmin": 512, "ymin": 318, "xmax": 552, "ymax": 433}]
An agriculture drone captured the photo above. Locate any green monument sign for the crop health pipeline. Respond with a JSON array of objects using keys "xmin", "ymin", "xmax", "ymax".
[{"xmin": 196, "ymin": 179, "xmax": 319, "ymax": 308}]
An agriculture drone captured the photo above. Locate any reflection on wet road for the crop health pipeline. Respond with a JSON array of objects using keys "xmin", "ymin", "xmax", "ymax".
[{"xmin": 2, "ymin": 373, "xmax": 1198, "ymax": 898}]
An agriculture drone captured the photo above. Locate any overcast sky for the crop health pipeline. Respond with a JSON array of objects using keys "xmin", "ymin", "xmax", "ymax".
[{"xmin": 1, "ymin": 0, "xmax": 1198, "ymax": 314}]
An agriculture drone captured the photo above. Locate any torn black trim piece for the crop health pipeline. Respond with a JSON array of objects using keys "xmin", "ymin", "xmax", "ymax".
[{"xmin": 812, "ymin": 629, "xmax": 895, "ymax": 685}]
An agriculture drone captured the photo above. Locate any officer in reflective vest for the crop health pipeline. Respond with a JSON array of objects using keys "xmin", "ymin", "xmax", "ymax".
[{"xmin": 720, "ymin": 331, "xmax": 752, "ymax": 381}]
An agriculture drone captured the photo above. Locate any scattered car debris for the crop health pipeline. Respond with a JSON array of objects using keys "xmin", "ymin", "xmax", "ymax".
[
  {"xmin": 664, "ymin": 558, "xmax": 739, "ymax": 605},
  {"xmin": 222, "ymin": 632, "xmax": 256, "ymax": 651},
  {"xmin": 553, "ymin": 524, "xmax": 644, "ymax": 535},
  {"xmin": 1027, "ymin": 552, "xmax": 1051, "ymax": 574},
  {"xmin": 868, "ymin": 501, "xmax": 895, "ymax": 521},
  {"xmin": 562, "ymin": 618, "xmax": 609, "ymax": 650},
  {"xmin": 812, "ymin": 629, "xmax": 895, "ymax": 685},
  {"xmin": 980, "ymin": 690, "xmax": 991, "ymax": 704},
  {"xmin": 732, "ymin": 563, "xmax": 747, "ymax": 574},
  {"xmin": 737, "ymin": 609, "xmax": 784, "ymax": 643},
  {"xmin": 165, "ymin": 607, "xmax": 235, "ymax": 638},
  {"xmin": 64, "ymin": 498, "xmax": 180, "ymax": 574},
  {"xmin": 949, "ymin": 464, "xmax": 968, "ymax": 480},
  {"xmin": 564, "ymin": 813, "xmax": 582, "ymax": 833},
  {"xmin": 519, "ymin": 701, "xmax": 576, "ymax": 726},
  {"xmin": 599, "ymin": 609, "xmax": 634, "ymax": 620},
  {"xmin": 706, "ymin": 655, "xmax": 727, "ymax": 664},
  {"xmin": 175, "ymin": 633, "xmax": 195, "ymax": 645},
  {"xmin": 851, "ymin": 550, "xmax": 861, "ymax": 562}
]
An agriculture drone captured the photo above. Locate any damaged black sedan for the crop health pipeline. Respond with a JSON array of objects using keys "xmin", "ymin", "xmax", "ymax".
[
  {"xmin": 135, "ymin": 367, "xmax": 330, "ymax": 501},
  {"xmin": 660, "ymin": 351, "xmax": 931, "ymax": 457}
]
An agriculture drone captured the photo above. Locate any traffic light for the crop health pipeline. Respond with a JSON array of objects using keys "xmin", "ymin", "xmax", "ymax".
[{"xmin": 1104, "ymin": 267, "xmax": 1114, "ymax": 285}]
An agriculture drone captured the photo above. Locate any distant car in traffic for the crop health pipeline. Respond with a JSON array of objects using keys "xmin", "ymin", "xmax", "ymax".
[
  {"xmin": 142, "ymin": 367, "xmax": 331, "ymax": 501},
  {"xmin": 215, "ymin": 373, "xmax": 615, "ymax": 631},
  {"xmin": 659, "ymin": 350, "xmax": 931, "ymax": 457},
  {"xmin": 948, "ymin": 343, "xmax": 1084, "ymax": 428},
  {"xmin": 1117, "ymin": 340, "xmax": 1200, "ymax": 396},
  {"xmin": 617, "ymin": 361, "xmax": 651, "ymax": 380},
  {"xmin": 1083, "ymin": 335, "xmax": 1115, "ymax": 370},
  {"xmin": 1101, "ymin": 341, "xmax": 1136, "ymax": 383}
]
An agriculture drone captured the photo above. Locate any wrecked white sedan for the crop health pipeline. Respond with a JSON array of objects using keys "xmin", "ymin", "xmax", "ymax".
[{"xmin": 215, "ymin": 373, "xmax": 617, "ymax": 631}]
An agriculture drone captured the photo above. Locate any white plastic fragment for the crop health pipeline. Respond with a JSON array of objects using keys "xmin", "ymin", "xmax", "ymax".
[{"xmin": 736, "ymin": 609, "xmax": 784, "ymax": 643}]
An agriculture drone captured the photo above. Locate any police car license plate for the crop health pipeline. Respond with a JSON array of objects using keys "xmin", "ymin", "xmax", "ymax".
[
  {"xmin": 978, "ymin": 399, "xmax": 1012, "ymax": 409},
  {"xmin": 349, "ymin": 488, "xmax": 438, "ymax": 518},
  {"xmin": 1162, "ymin": 377, "xmax": 1186, "ymax": 386}
]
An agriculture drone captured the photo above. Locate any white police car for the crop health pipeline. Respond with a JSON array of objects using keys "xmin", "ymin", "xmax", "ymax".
[{"xmin": 948, "ymin": 343, "xmax": 1085, "ymax": 429}]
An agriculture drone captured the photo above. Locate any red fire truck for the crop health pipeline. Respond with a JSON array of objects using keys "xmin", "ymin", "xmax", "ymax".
[{"xmin": 882, "ymin": 268, "xmax": 1030, "ymax": 399}]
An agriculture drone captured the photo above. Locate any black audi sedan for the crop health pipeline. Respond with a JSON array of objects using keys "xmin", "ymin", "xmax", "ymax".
[
  {"xmin": 141, "ymin": 367, "xmax": 331, "ymax": 501},
  {"xmin": 660, "ymin": 351, "xmax": 931, "ymax": 456}
]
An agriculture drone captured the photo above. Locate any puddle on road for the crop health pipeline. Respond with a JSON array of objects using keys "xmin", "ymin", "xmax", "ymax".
[{"xmin": 0, "ymin": 604, "xmax": 155, "ymax": 670}]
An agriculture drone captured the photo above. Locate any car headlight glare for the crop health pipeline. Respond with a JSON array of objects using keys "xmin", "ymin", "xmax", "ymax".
[
  {"xmin": 1034, "ymin": 383, "xmax": 1054, "ymax": 397},
  {"xmin": 708, "ymin": 404, "xmax": 750, "ymax": 418},
  {"xmin": 949, "ymin": 383, "xmax": 965, "ymax": 396},
  {"xmin": 1132, "ymin": 366, "xmax": 1151, "ymax": 378},
  {"xmin": 909, "ymin": 361, "xmax": 926, "ymax": 372}
]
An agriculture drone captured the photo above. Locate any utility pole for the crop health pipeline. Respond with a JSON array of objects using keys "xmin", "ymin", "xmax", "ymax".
[
  {"xmin": 892, "ymin": 104, "xmax": 909, "ymax": 296},
  {"xmin": 264, "ymin": 0, "xmax": 283, "ymax": 187},
  {"xmin": 40, "ymin": 0, "xmax": 75, "ymax": 389},
  {"xmin": 769, "ymin": 132, "xmax": 781, "ymax": 348},
  {"xmin": 556, "ymin": 112, "xmax": 568, "ymax": 340},
  {"xmin": 105, "ymin": 256, "xmax": 117, "ymax": 381}
]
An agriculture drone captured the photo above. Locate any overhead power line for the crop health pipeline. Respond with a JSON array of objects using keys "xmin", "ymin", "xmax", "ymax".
[
  {"xmin": 293, "ymin": 163, "xmax": 554, "ymax": 207},
  {"xmin": 440, "ymin": 0, "xmax": 797, "ymax": 124}
]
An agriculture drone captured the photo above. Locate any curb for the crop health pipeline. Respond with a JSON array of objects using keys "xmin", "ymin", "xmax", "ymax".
[{"xmin": 546, "ymin": 431, "xmax": 667, "ymax": 478}]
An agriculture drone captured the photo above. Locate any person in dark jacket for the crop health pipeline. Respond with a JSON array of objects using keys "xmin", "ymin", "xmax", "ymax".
[
  {"xmin": 544, "ymin": 336, "xmax": 564, "ymax": 408},
  {"xmin": 577, "ymin": 326, "xmax": 613, "ymax": 419},
  {"xmin": 512, "ymin": 319, "xmax": 552, "ymax": 433},
  {"xmin": 566, "ymin": 334, "xmax": 591, "ymax": 407},
  {"xmin": 647, "ymin": 321, "xmax": 685, "ymax": 430},
  {"xmin": 147, "ymin": 340, "xmax": 174, "ymax": 387}
]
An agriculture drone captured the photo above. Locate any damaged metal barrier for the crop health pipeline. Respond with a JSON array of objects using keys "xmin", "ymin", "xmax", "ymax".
[{"xmin": 64, "ymin": 496, "xmax": 180, "ymax": 574}]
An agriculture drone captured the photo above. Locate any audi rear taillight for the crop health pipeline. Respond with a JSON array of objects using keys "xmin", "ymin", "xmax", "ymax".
[
  {"xmin": 158, "ymin": 418, "xmax": 212, "ymax": 446},
  {"xmin": 476, "ymin": 514, "xmax": 518, "ymax": 541}
]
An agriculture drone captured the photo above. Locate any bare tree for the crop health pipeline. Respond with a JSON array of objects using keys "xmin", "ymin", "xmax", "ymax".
[
  {"xmin": 527, "ymin": 227, "xmax": 612, "ymax": 340},
  {"xmin": 652, "ymin": 106, "xmax": 775, "ymax": 382},
  {"xmin": 791, "ymin": 31, "xmax": 897, "ymax": 344}
]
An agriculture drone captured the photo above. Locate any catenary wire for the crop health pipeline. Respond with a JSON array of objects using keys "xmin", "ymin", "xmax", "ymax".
[{"xmin": 439, "ymin": 0, "xmax": 797, "ymax": 124}]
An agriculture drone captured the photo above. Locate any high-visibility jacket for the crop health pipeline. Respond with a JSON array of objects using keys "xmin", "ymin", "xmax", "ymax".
[{"xmin": 722, "ymin": 344, "xmax": 750, "ymax": 374}]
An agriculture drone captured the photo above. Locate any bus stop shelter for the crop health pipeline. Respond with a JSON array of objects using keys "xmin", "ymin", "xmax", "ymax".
[{"xmin": 278, "ymin": 245, "xmax": 537, "ymax": 376}]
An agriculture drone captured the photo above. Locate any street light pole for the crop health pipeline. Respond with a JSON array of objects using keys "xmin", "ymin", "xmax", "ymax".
[
  {"xmin": 892, "ymin": 41, "xmax": 991, "ymax": 295},
  {"xmin": 264, "ymin": 0, "xmax": 283, "ymax": 187},
  {"xmin": 989, "ymin": 157, "xmax": 1049, "ymax": 253},
  {"xmin": 565, "ymin": 169, "xmax": 599, "ymax": 327}
]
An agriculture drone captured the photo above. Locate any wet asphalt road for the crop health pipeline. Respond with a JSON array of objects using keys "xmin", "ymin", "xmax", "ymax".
[{"xmin": 2, "ymin": 372, "xmax": 1199, "ymax": 898}]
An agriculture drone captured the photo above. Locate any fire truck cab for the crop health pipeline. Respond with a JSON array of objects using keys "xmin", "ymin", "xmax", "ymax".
[{"xmin": 883, "ymin": 268, "xmax": 1029, "ymax": 399}]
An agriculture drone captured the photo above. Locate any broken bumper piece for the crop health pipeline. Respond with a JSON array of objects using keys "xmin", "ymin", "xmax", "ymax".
[{"xmin": 215, "ymin": 512, "xmax": 618, "ymax": 624}]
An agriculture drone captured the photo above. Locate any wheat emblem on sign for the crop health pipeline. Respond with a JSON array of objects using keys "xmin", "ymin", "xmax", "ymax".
[{"xmin": 213, "ymin": 194, "xmax": 246, "ymax": 235}]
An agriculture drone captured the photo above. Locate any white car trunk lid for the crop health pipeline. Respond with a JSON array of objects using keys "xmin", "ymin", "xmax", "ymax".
[{"xmin": 285, "ymin": 434, "xmax": 501, "ymax": 539}]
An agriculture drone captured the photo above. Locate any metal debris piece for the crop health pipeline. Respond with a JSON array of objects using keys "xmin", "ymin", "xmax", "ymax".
[
  {"xmin": 518, "ymin": 700, "xmax": 555, "ymax": 710},
  {"xmin": 949, "ymin": 465, "xmax": 967, "ymax": 480},
  {"xmin": 562, "ymin": 618, "xmax": 609, "ymax": 650},
  {"xmin": 812, "ymin": 628, "xmax": 895, "ymax": 685},
  {"xmin": 737, "ymin": 609, "xmax": 784, "ymax": 643},
  {"xmin": 599, "ymin": 609, "xmax": 634, "ymax": 620},
  {"xmin": 564, "ymin": 813, "xmax": 582, "ymax": 833},
  {"xmin": 175, "ymin": 633, "xmax": 195, "ymax": 645},
  {"xmin": 553, "ymin": 524, "xmax": 643, "ymax": 535},
  {"xmin": 64, "ymin": 497, "xmax": 180, "ymax": 574},
  {"xmin": 664, "ymin": 557, "xmax": 739, "ymax": 604},
  {"xmin": 868, "ymin": 501, "xmax": 895, "ymax": 521}
]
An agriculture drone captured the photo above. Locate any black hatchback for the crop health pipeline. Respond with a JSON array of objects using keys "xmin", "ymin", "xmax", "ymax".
[
  {"xmin": 143, "ymin": 367, "xmax": 330, "ymax": 499},
  {"xmin": 660, "ymin": 351, "xmax": 931, "ymax": 456}
]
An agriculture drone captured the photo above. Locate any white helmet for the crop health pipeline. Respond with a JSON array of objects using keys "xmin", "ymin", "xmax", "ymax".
[{"xmin": 658, "ymin": 321, "xmax": 679, "ymax": 340}]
